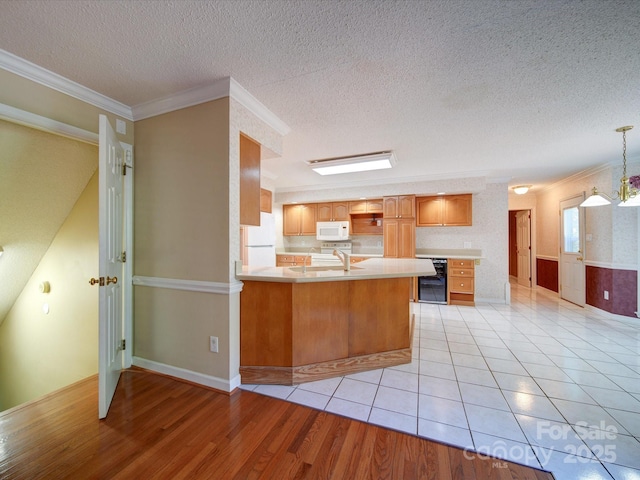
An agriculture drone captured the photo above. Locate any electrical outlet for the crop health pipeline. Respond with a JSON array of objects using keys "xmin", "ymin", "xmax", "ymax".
[
  {"xmin": 604, "ymin": 291, "xmax": 609, "ymax": 300},
  {"xmin": 209, "ymin": 336, "xmax": 219, "ymax": 353}
]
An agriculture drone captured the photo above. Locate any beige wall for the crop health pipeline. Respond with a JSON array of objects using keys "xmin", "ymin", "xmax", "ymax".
[
  {"xmin": 133, "ymin": 99, "xmax": 232, "ymax": 379},
  {"xmin": 0, "ymin": 172, "xmax": 99, "ymax": 411},
  {"xmin": 134, "ymin": 100, "xmax": 230, "ymax": 282},
  {"xmin": 133, "ymin": 96, "xmax": 284, "ymax": 386}
]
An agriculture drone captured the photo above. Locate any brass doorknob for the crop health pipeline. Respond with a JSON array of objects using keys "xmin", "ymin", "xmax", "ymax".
[
  {"xmin": 89, "ymin": 277, "xmax": 104, "ymax": 286},
  {"xmin": 106, "ymin": 276, "xmax": 118, "ymax": 285},
  {"xmin": 577, "ymin": 257, "xmax": 583, "ymax": 261}
]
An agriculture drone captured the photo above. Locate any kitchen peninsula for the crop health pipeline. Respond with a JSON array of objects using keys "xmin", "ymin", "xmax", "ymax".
[{"xmin": 236, "ymin": 258, "xmax": 435, "ymax": 385}]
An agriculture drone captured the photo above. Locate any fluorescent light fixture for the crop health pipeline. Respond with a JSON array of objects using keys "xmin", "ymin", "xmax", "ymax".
[
  {"xmin": 512, "ymin": 185, "xmax": 532, "ymax": 195},
  {"xmin": 307, "ymin": 151, "xmax": 396, "ymax": 176}
]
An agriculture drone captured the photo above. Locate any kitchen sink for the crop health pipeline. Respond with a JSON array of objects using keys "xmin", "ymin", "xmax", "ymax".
[{"xmin": 288, "ymin": 265, "xmax": 363, "ymax": 272}]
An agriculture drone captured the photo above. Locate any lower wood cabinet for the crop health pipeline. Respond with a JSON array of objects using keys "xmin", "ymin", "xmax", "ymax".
[
  {"xmin": 448, "ymin": 258, "xmax": 475, "ymax": 306},
  {"xmin": 276, "ymin": 254, "xmax": 311, "ymax": 267}
]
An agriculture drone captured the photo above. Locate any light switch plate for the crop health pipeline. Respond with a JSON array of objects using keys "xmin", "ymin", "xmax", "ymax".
[{"xmin": 116, "ymin": 118, "xmax": 126, "ymax": 135}]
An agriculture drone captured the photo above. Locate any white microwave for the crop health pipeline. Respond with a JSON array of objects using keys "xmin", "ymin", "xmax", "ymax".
[{"xmin": 316, "ymin": 221, "xmax": 350, "ymax": 241}]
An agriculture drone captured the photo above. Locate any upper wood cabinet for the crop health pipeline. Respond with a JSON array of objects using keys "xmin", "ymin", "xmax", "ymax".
[
  {"xmin": 349, "ymin": 199, "xmax": 383, "ymax": 214},
  {"xmin": 283, "ymin": 204, "xmax": 317, "ymax": 236},
  {"xmin": 317, "ymin": 202, "xmax": 350, "ymax": 222},
  {"xmin": 240, "ymin": 134, "xmax": 261, "ymax": 226},
  {"xmin": 260, "ymin": 188, "xmax": 272, "ymax": 213},
  {"xmin": 416, "ymin": 194, "xmax": 472, "ymax": 226},
  {"xmin": 383, "ymin": 195, "xmax": 415, "ymax": 219}
]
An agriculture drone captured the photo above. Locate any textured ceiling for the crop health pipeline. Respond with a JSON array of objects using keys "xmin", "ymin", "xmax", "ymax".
[
  {"xmin": 0, "ymin": 120, "xmax": 97, "ymax": 324},
  {"xmin": 0, "ymin": 0, "xmax": 639, "ymax": 193}
]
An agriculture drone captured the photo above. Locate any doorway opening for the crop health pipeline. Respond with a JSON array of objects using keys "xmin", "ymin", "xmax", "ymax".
[{"xmin": 508, "ymin": 209, "xmax": 532, "ymax": 288}]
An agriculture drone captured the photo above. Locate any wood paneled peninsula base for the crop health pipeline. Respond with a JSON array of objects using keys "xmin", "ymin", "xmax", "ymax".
[{"xmin": 237, "ymin": 258, "xmax": 436, "ymax": 385}]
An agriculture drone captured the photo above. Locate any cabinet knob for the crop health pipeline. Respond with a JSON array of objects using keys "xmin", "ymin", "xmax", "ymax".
[{"xmin": 461, "ymin": 271, "xmax": 464, "ymax": 274}]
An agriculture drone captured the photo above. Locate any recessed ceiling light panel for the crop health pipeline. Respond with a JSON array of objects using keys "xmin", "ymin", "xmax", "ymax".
[{"xmin": 307, "ymin": 151, "xmax": 396, "ymax": 176}]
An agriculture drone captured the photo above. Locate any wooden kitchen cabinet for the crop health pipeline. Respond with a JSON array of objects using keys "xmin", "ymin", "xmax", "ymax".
[
  {"xmin": 317, "ymin": 202, "xmax": 350, "ymax": 221},
  {"xmin": 383, "ymin": 195, "xmax": 415, "ymax": 258},
  {"xmin": 283, "ymin": 204, "xmax": 317, "ymax": 236},
  {"xmin": 383, "ymin": 219, "xmax": 415, "ymax": 258},
  {"xmin": 349, "ymin": 199, "xmax": 383, "ymax": 214},
  {"xmin": 448, "ymin": 258, "xmax": 475, "ymax": 306},
  {"xmin": 383, "ymin": 195, "xmax": 415, "ymax": 219},
  {"xmin": 276, "ymin": 254, "xmax": 311, "ymax": 267},
  {"xmin": 240, "ymin": 134, "xmax": 261, "ymax": 226},
  {"xmin": 260, "ymin": 188, "xmax": 272, "ymax": 213},
  {"xmin": 416, "ymin": 194, "xmax": 472, "ymax": 226}
]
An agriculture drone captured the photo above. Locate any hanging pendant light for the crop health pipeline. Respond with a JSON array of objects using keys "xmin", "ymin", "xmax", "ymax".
[{"xmin": 581, "ymin": 126, "xmax": 639, "ymax": 207}]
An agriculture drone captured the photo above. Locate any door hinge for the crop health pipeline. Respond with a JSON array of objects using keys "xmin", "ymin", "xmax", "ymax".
[
  {"xmin": 120, "ymin": 339, "xmax": 126, "ymax": 351},
  {"xmin": 121, "ymin": 251, "xmax": 127, "ymax": 263}
]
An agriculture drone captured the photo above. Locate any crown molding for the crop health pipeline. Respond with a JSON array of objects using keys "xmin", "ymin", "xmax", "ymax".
[
  {"xmin": 540, "ymin": 163, "xmax": 612, "ymax": 193},
  {"xmin": 0, "ymin": 102, "xmax": 98, "ymax": 144},
  {"xmin": 228, "ymin": 77, "xmax": 290, "ymax": 136},
  {"xmin": 131, "ymin": 77, "xmax": 232, "ymax": 121},
  {"xmin": 0, "ymin": 49, "xmax": 133, "ymax": 121},
  {"xmin": 132, "ymin": 76, "xmax": 290, "ymax": 136}
]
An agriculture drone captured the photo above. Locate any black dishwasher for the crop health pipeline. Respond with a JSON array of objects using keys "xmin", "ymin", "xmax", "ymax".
[{"xmin": 418, "ymin": 258, "xmax": 448, "ymax": 304}]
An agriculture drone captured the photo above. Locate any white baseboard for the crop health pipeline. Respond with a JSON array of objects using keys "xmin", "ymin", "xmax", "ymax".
[
  {"xmin": 475, "ymin": 297, "xmax": 508, "ymax": 304},
  {"xmin": 585, "ymin": 305, "xmax": 639, "ymax": 324},
  {"xmin": 132, "ymin": 356, "xmax": 241, "ymax": 393}
]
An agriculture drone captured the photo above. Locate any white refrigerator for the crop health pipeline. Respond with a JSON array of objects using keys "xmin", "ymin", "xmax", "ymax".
[{"xmin": 245, "ymin": 212, "xmax": 276, "ymax": 267}]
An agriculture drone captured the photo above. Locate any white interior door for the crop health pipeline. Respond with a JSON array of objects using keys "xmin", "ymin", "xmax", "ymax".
[
  {"xmin": 516, "ymin": 210, "xmax": 531, "ymax": 287},
  {"xmin": 98, "ymin": 115, "xmax": 125, "ymax": 419},
  {"xmin": 560, "ymin": 196, "xmax": 585, "ymax": 306}
]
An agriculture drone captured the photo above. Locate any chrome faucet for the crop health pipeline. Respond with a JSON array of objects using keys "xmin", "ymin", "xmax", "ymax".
[
  {"xmin": 303, "ymin": 247, "xmax": 316, "ymax": 273},
  {"xmin": 333, "ymin": 249, "xmax": 350, "ymax": 271}
]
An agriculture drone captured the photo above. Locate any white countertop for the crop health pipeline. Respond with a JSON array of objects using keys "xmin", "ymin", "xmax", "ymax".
[
  {"xmin": 415, "ymin": 248, "xmax": 484, "ymax": 260},
  {"xmin": 237, "ymin": 257, "xmax": 436, "ymax": 283}
]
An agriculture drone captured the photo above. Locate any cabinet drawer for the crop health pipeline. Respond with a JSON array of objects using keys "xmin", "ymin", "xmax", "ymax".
[
  {"xmin": 449, "ymin": 268, "xmax": 473, "ymax": 277},
  {"xmin": 449, "ymin": 259, "xmax": 475, "ymax": 269},
  {"xmin": 276, "ymin": 255, "xmax": 310, "ymax": 266},
  {"xmin": 449, "ymin": 277, "xmax": 474, "ymax": 294}
]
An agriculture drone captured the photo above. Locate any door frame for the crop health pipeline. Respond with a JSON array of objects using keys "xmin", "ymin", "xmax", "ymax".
[
  {"xmin": 516, "ymin": 210, "xmax": 532, "ymax": 287},
  {"xmin": 559, "ymin": 193, "xmax": 586, "ymax": 306},
  {"xmin": 1, "ymin": 104, "xmax": 133, "ymax": 383},
  {"xmin": 507, "ymin": 207, "xmax": 537, "ymax": 289},
  {"xmin": 122, "ymin": 143, "xmax": 134, "ymax": 370}
]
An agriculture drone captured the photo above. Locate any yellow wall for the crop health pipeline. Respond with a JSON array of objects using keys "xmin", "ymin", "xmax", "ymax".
[{"xmin": 0, "ymin": 172, "xmax": 99, "ymax": 411}]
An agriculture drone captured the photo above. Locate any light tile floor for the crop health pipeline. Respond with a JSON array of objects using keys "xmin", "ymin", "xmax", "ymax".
[{"xmin": 241, "ymin": 283, "xmax": 640, "ymax": 480}]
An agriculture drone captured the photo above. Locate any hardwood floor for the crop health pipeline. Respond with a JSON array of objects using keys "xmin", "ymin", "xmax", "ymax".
[{"xmin": 0, "ymin": 368, "xmax": 554, "ymax": 479}]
